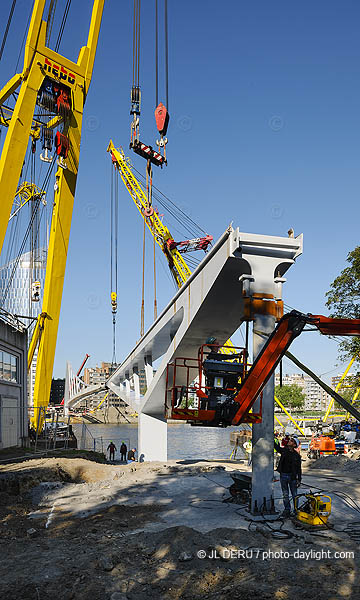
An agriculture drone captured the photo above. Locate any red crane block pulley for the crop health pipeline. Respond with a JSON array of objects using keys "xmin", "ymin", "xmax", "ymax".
[
  {"xmin": 55, "ymin": 132, "xmax": 69, "ymax": 158},
  {"xmin": 53, "ymin": 83, "xmax": 71, "ymax": 117},
  {"xmin": 155, "ymin": 103, "xmax": 169, "ymax": 136}
]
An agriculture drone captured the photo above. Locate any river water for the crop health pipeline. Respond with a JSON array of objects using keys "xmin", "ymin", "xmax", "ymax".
[{"xmin": 72, "ymin": 422, "xmax": 249, "ymax": 461}]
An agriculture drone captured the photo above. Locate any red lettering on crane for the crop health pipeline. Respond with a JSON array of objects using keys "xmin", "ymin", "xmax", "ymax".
[{"xmin": 43, "ymin": 58, "xmax": 76, "ymax": 85}]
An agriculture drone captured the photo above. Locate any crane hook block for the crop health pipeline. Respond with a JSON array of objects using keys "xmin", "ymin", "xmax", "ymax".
[
  {"xmin": 31, "ymin": 281, "xmax": 41, "ymax": 302},
  {"xmin": 40, "ymin": 127, "xmax": 53, "ymax": 163},
  {"xmin": 130, "ymin": 139, "xmax": 166, "ymax": 167},
  {"xmin": 55, "ymin": 132, "xmax": 69, "ymax": 169},
  {"xmin": 155, "ymin": 103, "xmax": 169, "ymax": 136},
  {"xmin": 130, "ymin": 86, "xmax": 141, "ymax": 116},
  {"xmin": 111, "ymin": 292, "xmax": 117, "ymax": 313}
]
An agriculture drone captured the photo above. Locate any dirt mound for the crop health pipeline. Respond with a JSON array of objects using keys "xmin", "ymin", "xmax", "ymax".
[
  {"xmin": 309, "ymin": 454, "xmax": 360, "ymax": 472},
  {"xmin": 0, "ymin": 457, "xmax": 119, "ymax": 494},
  {"xmin": 0, "ymin": 457, "xmax": 226, "ymax": 496}
]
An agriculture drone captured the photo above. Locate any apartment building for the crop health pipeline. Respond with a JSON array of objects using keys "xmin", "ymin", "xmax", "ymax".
[{"xmin": 275, "ymin": 372, "xmax": 331, "ymax": 411}]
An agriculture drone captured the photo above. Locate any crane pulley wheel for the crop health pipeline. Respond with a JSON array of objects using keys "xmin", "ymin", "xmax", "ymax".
[{"xmin": 143, "ymin": 206, "xmax": 154, "ymax": 217}]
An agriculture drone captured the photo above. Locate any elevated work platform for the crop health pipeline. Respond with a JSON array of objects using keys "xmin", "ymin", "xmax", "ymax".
[{"xmin": 107, "ymin": 226, "xmax": 303, "ymax": 461}]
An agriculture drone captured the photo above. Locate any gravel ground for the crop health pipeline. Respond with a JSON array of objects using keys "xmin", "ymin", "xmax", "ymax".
[{"xmin": 0, "ymin": 456, "xmax": 359, "ymax": 600}]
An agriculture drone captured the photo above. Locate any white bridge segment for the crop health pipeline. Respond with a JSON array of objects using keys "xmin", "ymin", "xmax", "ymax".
[
  {"xmin": 64, "ymin": 361, "xmax": 105, "ymax": 414},
  {"xmin": 107, "ymin": 226, "xmax": 303, "ymax": 461}
]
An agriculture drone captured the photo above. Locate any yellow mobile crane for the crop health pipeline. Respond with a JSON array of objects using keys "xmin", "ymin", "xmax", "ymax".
[{"xmin": 0, "ymin": 0, "xmax": 104, "ymax": 429}]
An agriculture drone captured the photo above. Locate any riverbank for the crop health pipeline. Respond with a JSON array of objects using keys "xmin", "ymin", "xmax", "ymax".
[
  {"xmin": 70, "ymin": 406, "xmax": 138, "ymax": 425},
  {"xmin": 0, "ymin": 452, "xmax": 359, "ymax": 599}
]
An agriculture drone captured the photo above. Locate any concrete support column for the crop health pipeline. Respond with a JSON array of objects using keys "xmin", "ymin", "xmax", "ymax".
[
  {"xmin": 133, "ymin": 366, "xmax": 140, "ymax": 399},
  {"xmin": 139, "ymin": 413, "xmax": 167, "ymax": 461},
  {"xmin": 144, "ymin": 355, "xmax": 153, "ymax": 388},
  {"xmin": 251, "ymin": 312, "xmax": 276, "ymax": 514},
  {"xmin": 125, "ymin": 376, "xmax": 131, "ymax": 398}
]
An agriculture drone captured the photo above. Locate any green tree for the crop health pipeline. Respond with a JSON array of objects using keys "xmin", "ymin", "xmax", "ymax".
[
  {"xmin": 326, "ymin": 246, "xmax": 360, "ymax": 373},
  {"xmin": 275, "ymin": 384, "xmax": 305, "ymax": 410}
]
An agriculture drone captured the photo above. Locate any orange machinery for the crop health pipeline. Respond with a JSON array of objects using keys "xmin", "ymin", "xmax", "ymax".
[
  {"xmin": 308, "ymin": 435, "xmax": 349, "ymax": 458},
  {"xmin": 165, "ymin": 310, "xmax": 360, "ymax": 427},
  {"xmin": 308, "ymin": 436, "xmax": 336, "ymax": 459}
]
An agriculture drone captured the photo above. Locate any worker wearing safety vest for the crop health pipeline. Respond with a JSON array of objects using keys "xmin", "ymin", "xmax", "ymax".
[{"xmin": 243, "ymin": 440, "xmax": 252, "ymax": 466}]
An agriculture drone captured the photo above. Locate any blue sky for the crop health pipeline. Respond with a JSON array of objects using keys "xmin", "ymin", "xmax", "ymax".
[{"xmin": 0, "ymin": 0, "xmax": 359, "ymax": 381}]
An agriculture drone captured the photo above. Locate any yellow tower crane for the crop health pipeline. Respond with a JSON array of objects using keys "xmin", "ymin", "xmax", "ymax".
[{"xmin": 0, "ymin": 0, "xmax": 104, "ymax": 429}]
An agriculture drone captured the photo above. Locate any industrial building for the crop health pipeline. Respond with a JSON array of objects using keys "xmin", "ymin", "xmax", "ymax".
[
  {"xmin": 0, "ymin": 315, "xmax": 27, "ymax": 449},
  {"xmin": 49, "ymin": 378, "xmax": 65, "ymax": 406},
  {"xmin": 0, "ymin": 249, "xmax": 46, "ymax": 407}
]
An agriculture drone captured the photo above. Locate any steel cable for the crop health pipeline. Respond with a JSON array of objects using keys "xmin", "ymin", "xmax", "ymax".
[
  {"xmin": 155, "ymin": 0, "xmax": 158, "ymax": 107},
  {"xmin": 131, "ymin": 163, "xmax": 208, "ymax": 237},
  {"xmin": 137, "ymin": 0, "xmax": 141, "ymax": 87},
  {"xmin": 110, "ymin": 162, "xmax": 114, "ymax": 297},
  {"xmin": 14, "ymin": 4, "xmax": 31, "ymax": 72},
  {"xmin": 132, "ymin": 0, "xmax": 141, "ymax": 88},
  {"xmin": 164, "ymin": 0, "xmax": 168, "ymax": 110},
  {"xmin": 0, "ymin": 0, "xmax": 17, "ymax": 63},
  {"xmin": 0, "ymin": 158, "xmax": 56, "ymax": 308},
  {"xmin": 55, "ymin": 0, "xmax": 72, "ymax": 53},
  {"xmin": 46, "ymin": 0, "xmax": 58, "ymax": 46}
]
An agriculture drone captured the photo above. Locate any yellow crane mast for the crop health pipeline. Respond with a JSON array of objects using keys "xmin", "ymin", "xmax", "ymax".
[{"xmin": 0, "ymin": 0, "xmax": 104, "ymax": 428}]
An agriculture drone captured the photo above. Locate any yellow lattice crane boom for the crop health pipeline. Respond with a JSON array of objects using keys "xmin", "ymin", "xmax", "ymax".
[
  {"xmin": 9, "ymin": 182, "xmax": 47, "ymax": 221},
  {"xmin": 107, "ymin": 141, "xmax": 192, "ymax": 288},
  {"xmin": 0, "ymin": 0, "xmax": 104, "ymax": 429}
]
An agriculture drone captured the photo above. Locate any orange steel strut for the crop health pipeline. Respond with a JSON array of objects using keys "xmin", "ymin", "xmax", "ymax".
[{"xmin": 230, "ymin": 311, "xmax": 360, "ymax": 425}]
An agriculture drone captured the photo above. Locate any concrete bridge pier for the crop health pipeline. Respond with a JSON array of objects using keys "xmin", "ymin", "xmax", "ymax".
[
  {"xmin": 139, "ymin": 413, "xmax": 167, "ymax": 461},
  {"xmin": 251, "ymin": 312, "xmax": 276, "ymax": 514}
]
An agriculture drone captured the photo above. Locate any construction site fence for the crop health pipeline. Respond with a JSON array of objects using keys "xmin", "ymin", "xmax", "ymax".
[{"xmin": 27, "ymin": 407, "xmax": 73, "ymax": 453}]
